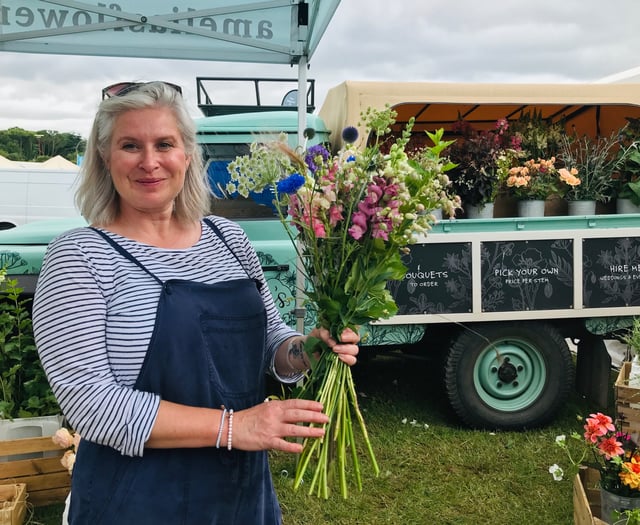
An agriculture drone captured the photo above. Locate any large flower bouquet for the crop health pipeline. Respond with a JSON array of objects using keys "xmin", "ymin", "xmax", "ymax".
[
  {"xmin": 227, "ymin": 107, "xmax": 458, "ymax": 498},
  {"xmin": 551, "ymin": 412, "xmax": 640, "ymax": 498}
]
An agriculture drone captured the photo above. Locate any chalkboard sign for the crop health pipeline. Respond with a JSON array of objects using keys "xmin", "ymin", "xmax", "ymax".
[
  {"xmin": 583, "ymin": 237, "xmax": 640, "ymax": 307},
  {"xmin": 481, "ymin": 239, "xmax": 573, "ymax": 312},
  {"xmin": 389, "ymin": 242, "xmax": 472, "ymax": 314}
]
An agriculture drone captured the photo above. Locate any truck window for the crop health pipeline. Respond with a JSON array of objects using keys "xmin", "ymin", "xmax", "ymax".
[{"xmin": 201, "ymin": 143, "xmax": 278, "ymax": 219}]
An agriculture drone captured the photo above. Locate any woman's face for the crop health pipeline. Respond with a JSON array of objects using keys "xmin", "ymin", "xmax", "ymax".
[{"xmin": 105, "ymin": 106, "xmax": 191, "ymax": 217}]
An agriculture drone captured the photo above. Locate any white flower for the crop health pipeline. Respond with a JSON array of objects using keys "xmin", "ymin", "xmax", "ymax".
[
  {"xmin": 548, "ymin": 464, "xmax": 564, "ymax": 481},
  {"xmin": 401, "ymin": 418, "xmax": 407, "ymax": 425},
  {"xmin": 555, "ymin": 434, "xmax": 566, "ymax": 444}
]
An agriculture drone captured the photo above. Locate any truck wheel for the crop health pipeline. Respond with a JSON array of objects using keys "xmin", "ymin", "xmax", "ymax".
[{"xmin": 445, "ymin": 322, "xmax": 573, "ymax": 430}]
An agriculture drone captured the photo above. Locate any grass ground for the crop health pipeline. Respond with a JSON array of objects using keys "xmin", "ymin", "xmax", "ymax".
[{"xmin": 30, "ymin": 351, "xmax": 601, "ymax": 525}]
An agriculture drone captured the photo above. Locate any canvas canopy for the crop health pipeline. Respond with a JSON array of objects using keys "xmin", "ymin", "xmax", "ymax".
[
  {"xmin": 0, "ymin": 1, "xmax": 338, "ymax": 64},
  {"xmin": 319, "ymin": 81, "xmax": 640, "ymax": 149},
  {"xmin": 0, "ymin": 0, "xmax": 341, "ymax": 138}
]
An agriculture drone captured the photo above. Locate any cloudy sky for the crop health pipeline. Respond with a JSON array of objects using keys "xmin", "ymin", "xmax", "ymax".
[{"xmin": 0, "ymin": 0, "xmax": 638, "ymax": 138}]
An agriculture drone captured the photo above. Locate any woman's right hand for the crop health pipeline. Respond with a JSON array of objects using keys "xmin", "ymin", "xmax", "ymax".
[{"xmin": 231, "ymin": 399, "xmax": 329, "ymax": 453}]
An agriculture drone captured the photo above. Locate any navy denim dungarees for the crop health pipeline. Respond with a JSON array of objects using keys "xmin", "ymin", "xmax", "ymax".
[{"xmin": 69, "ymin": 220, "xmax": 281, "ymax": 525}]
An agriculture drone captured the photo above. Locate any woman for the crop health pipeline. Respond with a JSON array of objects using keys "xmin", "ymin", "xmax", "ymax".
[{"xmin": 32, "ymin": 81, "xmax": 359, "ymax": 524}]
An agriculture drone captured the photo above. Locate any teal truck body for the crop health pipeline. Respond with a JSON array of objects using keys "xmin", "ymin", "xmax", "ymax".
[{"xmin": 3, "ymin": 78, "xmax": 640, "ymax": 431}]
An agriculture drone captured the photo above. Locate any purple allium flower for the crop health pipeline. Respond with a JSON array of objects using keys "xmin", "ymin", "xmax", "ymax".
[
  {"xmin": 342, "ymin": 126, "xmax": 359, "ymax": 144},
  {"xmin": 304, "ymin": 144, "xmax": 331, "ymax": 174},
  {"xmin": 276, "ymin": 173, "xmax": 305, "ymax": 194}
]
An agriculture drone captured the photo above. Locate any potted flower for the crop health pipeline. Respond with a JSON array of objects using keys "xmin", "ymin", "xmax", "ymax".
[
  {"xmin": 613, "ymin": 119, "xmax": 640, "ymax": 213},
  {"xmin": 622, "ymin": 317, "xmax": 640, "ymax": 388},
  {"xmin": 552, "ymin": 412, "xmax": 640, "ymax": 523},
  {"xmin": 510, "ymin": 109, "xmax": 566, "ymax": 159},
  {"xmin": 0, "ymin": 267, "xmax": 61, "ymax": 425},
  {"xmin": 446, "ymin": 117, "xmax": 522, "ymax": 218},
  {"xmin": 504, "ymin": 156, "xmax": 562, "ymax": 216},
  {"xmin": 557, "ymin": 131, "xmax": 625, "ymax": 215}
]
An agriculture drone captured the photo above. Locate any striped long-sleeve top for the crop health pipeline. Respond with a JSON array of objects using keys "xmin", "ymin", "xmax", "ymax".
[{"xmin": 32, "ymin": 215, "xmax": 299, "ymax": 457}]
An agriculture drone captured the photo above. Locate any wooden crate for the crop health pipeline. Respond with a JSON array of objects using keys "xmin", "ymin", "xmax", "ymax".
[
  {"xmin": 574, "ymin": 467, "xmax": 607, "ymax": 525},
  {"xmin": 0, "ymin": 483, "xmax": 26, "ymax": 525},
  {"xmin": 0, "ymin": 437, "xmax": 70, "ymax": 507},
  {"xmin": 615, "ymin": 361, "xmax": 640, "ymax": 437}
]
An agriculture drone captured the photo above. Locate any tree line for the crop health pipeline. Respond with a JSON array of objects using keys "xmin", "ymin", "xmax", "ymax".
[{"xmin": 0, "ymin": 127, "xmax": 85, "ymax": 163}]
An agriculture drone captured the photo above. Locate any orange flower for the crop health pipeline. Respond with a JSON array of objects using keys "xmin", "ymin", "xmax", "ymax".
[
  {"xmin": 620, "ymin": 457, "xmax": 640, "ymax": 490},
  {"xmin": 558, "ymin": 167, "xmax": 581, "ymax": 187}
]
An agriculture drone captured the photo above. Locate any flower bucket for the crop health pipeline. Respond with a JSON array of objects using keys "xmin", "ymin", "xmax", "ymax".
[
  {"xmin": 568, "ymin": 200, "xmax": 597, "ymax": 216},
  {"xmin": 600, "ymin": 487, "xmax": 640, "ymax": 524},
  {"xmin": 617, "ymin": 198, "xmax": 640, "ymax": 214},
  {"xmin": 517, "ymin": 199, "xmax": 545, "ymax": 217},
  {"xmin": 429, "ymin": 208, "xmax": 443, "ymax": 221},
  {"xmin": 465, "ymin": 203, "xmax": 494, "ymax": 219}
]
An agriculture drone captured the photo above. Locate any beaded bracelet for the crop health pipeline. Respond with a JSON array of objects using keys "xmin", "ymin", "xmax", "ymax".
[
  {"xmin": 215, "ymin": 407, "xmax": 227, "ymax": 449},
  {"xmin": 227, "ymin": 409, "xmax": 234, "ymax": 451}
]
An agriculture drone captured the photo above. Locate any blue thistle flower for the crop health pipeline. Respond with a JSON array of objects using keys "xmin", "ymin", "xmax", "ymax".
[
  {"xmin": 342, "ymin": 126, "xmax": 359, "ymax": 144},
  {"xmin": 277, "ymin": 173, "xmax": 305, "ymax": 194}
]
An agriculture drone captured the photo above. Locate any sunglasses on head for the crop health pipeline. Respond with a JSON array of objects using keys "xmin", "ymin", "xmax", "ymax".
[{"xmin": 101, "ymin": 81, "xmax": 183, "ymax": 100}]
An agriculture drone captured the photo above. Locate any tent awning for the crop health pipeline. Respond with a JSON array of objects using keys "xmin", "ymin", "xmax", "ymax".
[
  {"xmin": 0, "ymin": 1, "xmax": 340, "ymax": 64},
  {"xmin": 319, "ymin": 81, "xmax": 640, "ymax": 148}
]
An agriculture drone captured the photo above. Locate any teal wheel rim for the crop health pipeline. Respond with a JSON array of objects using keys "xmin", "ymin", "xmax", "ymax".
[{"xmin": 473, "ymin": 339, "xmax": 546, "ymax": 412}]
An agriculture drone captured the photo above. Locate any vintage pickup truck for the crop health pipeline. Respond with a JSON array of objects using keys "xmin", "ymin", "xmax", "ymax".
[{"xmin": 2, "ymin": 78, "xmax": 640, "ymax": 431}]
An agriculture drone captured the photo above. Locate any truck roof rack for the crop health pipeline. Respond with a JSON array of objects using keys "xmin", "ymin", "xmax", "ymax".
[{"xmin": 196, "ymin": 77, "xmax": 315, "ymax": 117}]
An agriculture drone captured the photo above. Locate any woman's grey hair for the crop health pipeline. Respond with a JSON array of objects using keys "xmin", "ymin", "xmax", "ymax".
[{"xmin": 76, "ymin": 81, "xmax": 209, "ymax": 225}]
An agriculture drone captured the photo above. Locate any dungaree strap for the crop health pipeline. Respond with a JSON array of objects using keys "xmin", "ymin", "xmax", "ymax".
[
  {"xmin": 90, "ymin": 220, "xmax": 263, "ymax": 289},
  {"xmin": 89, "ymin": 227, "xmax": 163, "ymax": 286},
  {"xmin": 203, "ymin": 218, "xmax": 264, "ymax": 291}
]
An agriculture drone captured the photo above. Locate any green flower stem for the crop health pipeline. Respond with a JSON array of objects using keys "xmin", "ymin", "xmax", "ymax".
[{"xmin": 294, "ymin": 346, "xmax": 379, "ymax": 499}]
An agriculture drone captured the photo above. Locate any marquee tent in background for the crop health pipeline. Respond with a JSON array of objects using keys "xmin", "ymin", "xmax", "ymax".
[{"xmin": 0, "ymin": 0, "xmax": 341, "ymax": 137}]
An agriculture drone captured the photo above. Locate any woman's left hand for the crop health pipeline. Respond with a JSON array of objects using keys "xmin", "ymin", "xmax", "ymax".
[{"xmin": 309, "ymin": 327, "xmax": 360, "ymax": 366}]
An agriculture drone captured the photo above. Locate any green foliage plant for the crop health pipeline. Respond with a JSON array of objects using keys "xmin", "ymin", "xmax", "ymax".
[
  {"xmin": 0, "ymin": 267, "xmax": 59, "ymax": 418},
  {"xmin": 510, "ymin": 109, "xmax": 567, "ymax": 159},
  {"xmin": 622, "ymin": 317, "xmax": 640, "ymax": 361},
  {"xmin": 614, "ymin": 119, "xmax": 640, "ymax": 205},
  {"xmin": 558, "ymin": 131, "xmax": 627, "ymax": 203},
  {"xmin": 446, "ymin": 117, "xmax": 522, "ymax": 207}
]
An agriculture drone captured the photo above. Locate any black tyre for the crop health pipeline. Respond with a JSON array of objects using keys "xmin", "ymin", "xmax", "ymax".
[{"xmin": 445, "ymin": 321, "xmax": 574, "ymax": 430}]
